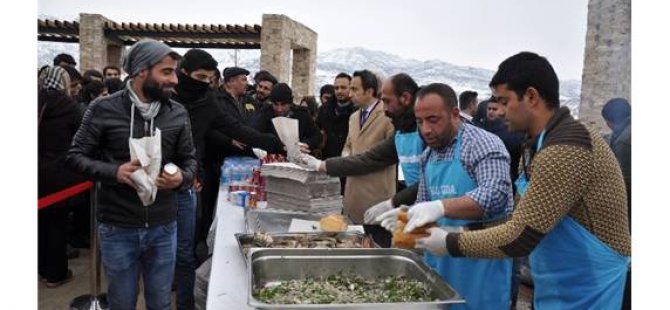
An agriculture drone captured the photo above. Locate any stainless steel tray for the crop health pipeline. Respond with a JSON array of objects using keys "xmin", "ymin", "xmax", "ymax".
[
  {"xmin": 236, "ymin": 232, "xmax": 375, "ymax": 264},
  {"xmin": 247, "ymin": 248, "xmax": 465, "ymax": 309}
]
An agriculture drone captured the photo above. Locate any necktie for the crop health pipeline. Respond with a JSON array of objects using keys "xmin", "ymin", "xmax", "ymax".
[{"xmin": 360, "ymin": 109, "xmax": 369, "ymax": 128}]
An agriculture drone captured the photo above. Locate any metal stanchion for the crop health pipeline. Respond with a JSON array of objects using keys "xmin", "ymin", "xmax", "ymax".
[{"xmin": 70, "ymin": 182, "xmax": 109, "ymax": 310}]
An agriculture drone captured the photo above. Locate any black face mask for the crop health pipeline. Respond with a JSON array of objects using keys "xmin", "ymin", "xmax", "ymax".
[{"xmin": 176, "ymin": 71, "xmax": 210, "ymax": 102}]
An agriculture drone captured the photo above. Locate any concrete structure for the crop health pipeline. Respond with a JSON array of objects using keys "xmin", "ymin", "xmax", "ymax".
[
  {"xmin": 579, "ymin": 0, "xmax": 631, "ymax": 132},
  {"xmin": 38, "ymin": 13, "xmax": 318, "ymax": 98}
]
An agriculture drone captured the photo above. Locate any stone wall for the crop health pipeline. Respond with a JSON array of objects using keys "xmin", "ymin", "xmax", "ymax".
[
  {"xmin": 579, "ymin": 0, "xmax": 631, "ymax": 132},
  {"xmin": 260, "ymin": 14, "xmax": 317, "ymax": 102}
]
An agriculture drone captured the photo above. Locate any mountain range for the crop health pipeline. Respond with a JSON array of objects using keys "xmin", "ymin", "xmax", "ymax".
[{"xmin": 38, "ymin": 42, "xmax": 581, "ymax": 115}]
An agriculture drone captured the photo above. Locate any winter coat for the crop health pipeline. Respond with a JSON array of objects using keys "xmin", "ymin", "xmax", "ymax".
[
  {"xmin": 38, "ymin": 89, "xmax": 86, "ymax": 198},
  {"xmin": 66, "ymin": 89, "xmax": 198, "ymax": 228}
]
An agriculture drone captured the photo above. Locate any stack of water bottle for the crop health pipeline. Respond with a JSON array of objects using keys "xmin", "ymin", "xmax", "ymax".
[{"xmin": 221, "ymin": 156, "xmax": 262, "ymax": 208}]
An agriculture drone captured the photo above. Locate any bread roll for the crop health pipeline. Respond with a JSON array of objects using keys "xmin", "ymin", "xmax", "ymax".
[
  {"xmin": 392, "ymin": 210, "xmax": 435, "ymax": 249},
  {"xmin": 320, "ymin": 214, "xmax": 348, "ymax": 232}
]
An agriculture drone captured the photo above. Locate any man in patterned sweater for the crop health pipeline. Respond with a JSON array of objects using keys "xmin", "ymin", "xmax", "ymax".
[{"xmin": 414, "ymin": 52, "xmax": 631, "ymax": 309}]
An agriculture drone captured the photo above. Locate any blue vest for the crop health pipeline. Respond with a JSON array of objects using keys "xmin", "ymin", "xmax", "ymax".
[
  {"xmin": 395, "ymin": 129, "xmax": 424, "ymax": 185},
  {"xmin": 422, "ymin": 129, "xmax": 512, "ymax": 310},
  {"xmin": 515, "ymin": 131, "xmax": 629, "ymax": 309}
]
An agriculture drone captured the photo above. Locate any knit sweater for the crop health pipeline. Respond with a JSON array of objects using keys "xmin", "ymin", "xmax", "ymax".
[{"xmin": 447, "ymin": 107, "xmax": 631, "ymax": 258}]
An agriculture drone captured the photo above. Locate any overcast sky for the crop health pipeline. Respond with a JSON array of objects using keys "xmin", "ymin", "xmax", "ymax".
[{"xmin": 38, "ymin": 0, "xmax": 588, "ymax": 80}]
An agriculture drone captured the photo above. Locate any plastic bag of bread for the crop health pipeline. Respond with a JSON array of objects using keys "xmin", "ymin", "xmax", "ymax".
[
  {"xmin": 392, "ymin": 210, "xmax": 436, "ymax": 249},
  {"xmin": 320, "ymin": 214, "xmax": 348, "ymax": 232}
]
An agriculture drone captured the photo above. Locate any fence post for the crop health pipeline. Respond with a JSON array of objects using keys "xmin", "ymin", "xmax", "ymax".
[{"xmin": 70, "ymin": 182, "xmax": 108, "ymax": 310}]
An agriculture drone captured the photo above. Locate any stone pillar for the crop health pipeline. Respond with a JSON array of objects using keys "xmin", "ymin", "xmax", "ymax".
[
  {"xmin": 79, "ymin": 13, "xmax": 110, "ymax": 72},
  {"xmin": 260, "ymin": 15, "xmax": 292, "ymax": 84},
  {"xmin": 579, "ymin": 0, "xmax": 631, "ymax": 133},
  {"xmin": 106, "ymin": 44, "xmax": 124, "ymax": 69},
  {"xmin": 260, "ymin": 14, "xmax": 318, "ymax": 101},
  {"xmin": 292, "ymin": 48, "xmax": 316, "ymax": 102}
]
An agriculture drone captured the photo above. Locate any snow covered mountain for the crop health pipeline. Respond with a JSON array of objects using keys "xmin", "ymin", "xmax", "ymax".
[{"xmin": 37, "ymin": 43, "xmax": 581, "ymax": 115}]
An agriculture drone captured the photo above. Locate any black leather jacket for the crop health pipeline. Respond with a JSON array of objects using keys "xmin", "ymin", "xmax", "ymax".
[{"xmin": 66, "ymin": 89, "xmax": 197, "ymax": 228}]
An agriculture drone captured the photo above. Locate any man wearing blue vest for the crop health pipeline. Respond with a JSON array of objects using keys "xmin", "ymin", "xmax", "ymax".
[
  {"xmin": 412, "ymin": 52, "xmax": 630, "ymax": 309},
  {"xmin": 377, "ymin": 82, "xmax": 514, "ymax": 310}
]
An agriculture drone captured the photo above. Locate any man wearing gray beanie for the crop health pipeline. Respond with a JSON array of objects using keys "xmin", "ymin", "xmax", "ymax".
[{"xmin": 67, "ymin": 38, "xmax": 197, "ymax": 310}]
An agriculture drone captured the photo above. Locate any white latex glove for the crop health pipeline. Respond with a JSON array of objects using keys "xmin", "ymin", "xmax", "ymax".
[
  {"xmin": 404, "ymin": 200, "xmax": 445, "ymax": 234},
  {"xmin": 299, "ymin": 153, "xmax": 324, "ymax": 171},
  {"xmin": 416, "ymin": 227, "xmax": 449, "ymax": 256},
  {"xmin": 376, "ymin": 205, "xmax": 409, "ymax": 232},
  {"xmin": 252, "ymin": 148, "xmax": 268, "ymax": 160},
  {"xmin": 364, "ymin": 199, "xmax": 393, "ymax": 224}
]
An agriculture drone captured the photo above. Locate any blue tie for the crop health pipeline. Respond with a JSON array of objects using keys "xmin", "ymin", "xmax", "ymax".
[{"xmin": 360, "ymin": 109, "xmax": 369, "ymax": 128}]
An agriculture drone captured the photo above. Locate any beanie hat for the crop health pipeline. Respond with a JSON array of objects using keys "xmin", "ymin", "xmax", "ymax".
[
  {"xmin": 179, "ymin": 49, "xmax": 218, "ymax": 73},
  {"xmin": 122, "ymin": 39, "xmax": 180, "ymax": 77},
  {"xmin": 269, "ymin": 83, "xmax": 293, "ymax": 103}
]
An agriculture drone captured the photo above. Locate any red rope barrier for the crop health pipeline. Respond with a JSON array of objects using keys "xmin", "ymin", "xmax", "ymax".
[{"xmin": 38, "ymin": 181, "xmax": 93, "ymax": 210}]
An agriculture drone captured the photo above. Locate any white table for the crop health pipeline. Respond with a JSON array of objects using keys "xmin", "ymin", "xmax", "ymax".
[{"xmin": 206, "ymin": 189, "xmax": 255, "ymax": 309}]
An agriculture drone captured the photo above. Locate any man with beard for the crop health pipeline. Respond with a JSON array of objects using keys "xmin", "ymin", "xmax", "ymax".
[
  {"xmin": 315, "ymin": 73, "xmax": 356, "ymax": 159},
  {"xmin": 412, "ymin": 53, "xmax": 630, "ymax": 309},
  {"xmin": 67, "ymin": 39, "xmax": 197, "ymax": 310},
  {"xmin": 302, "ymin": 73, "xmax": 423, "ymax": 246},
  {"xmin": 251, "ymin": 83, "xmax": 322, "ymax": 153},
  {"xmin": 377, "ymin": 83, "xmax": 514, "ymax": 310},
  {"xmin": 173, "ymin": 51, "xmax": 283, "ymax": 308},
  {"xmin": 252, "ymin": 70, "xmax": 278, "ymax": 106}
]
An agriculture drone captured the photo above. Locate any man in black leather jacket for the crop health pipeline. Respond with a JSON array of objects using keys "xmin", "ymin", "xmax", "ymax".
[{"xmin": 66, "ymin": 39, "xmax": 197, "ymax": 310}]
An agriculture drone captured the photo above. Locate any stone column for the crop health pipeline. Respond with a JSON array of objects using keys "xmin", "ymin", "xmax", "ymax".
[
  {"xmin": 292, "ymin": 48, "xmax": 316, "ymax": 102},
  {"xmin": 260, "ymin": 15, "xmax": 292, "ymax": 84},
  {"xmin": 106, "ymin": 44, "xmax": 124, "ymax": 69},
  {"xmin": 260, "ymin": 14, "xmax": 318, "ymax": 101},
  {"xmin": 579, "ymin": 0, "xmax": 631, "ymax": 133},
  {"xmin": 79, "ymin": 13, "xmax": 110, "ymax": 72}
]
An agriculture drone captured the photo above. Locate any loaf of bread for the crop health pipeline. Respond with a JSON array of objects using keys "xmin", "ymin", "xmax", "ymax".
[
  {"xmin": 319, "ymin": 214, "xmax": 348, "ymax": 232},
  {"xmin": 392, "ymin": 210, "xmax": 435, "ymax": 249}
]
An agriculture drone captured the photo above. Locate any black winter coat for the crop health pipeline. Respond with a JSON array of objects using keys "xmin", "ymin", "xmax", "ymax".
[
  {"xmin": 38, "ymin": 89, "xmax": 85, "ymax": 198},
  {"xmin": 174, "ymin": 87, "xmax": 284, "ymax": 174},
  {"xmin": 315, "ymin": 102, "xmax": 356, "ymax": 158},
  {"xmin": 66, "ymin": 89, "xmax": 198, "ymax": 227},
  {"xmin": 251, "ymin": 104, "xmax": 322, "ymax": 152}
]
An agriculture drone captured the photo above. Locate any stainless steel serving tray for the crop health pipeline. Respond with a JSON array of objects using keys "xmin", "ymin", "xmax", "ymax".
[
  {"xmin": 235, "ymin": 232, "xmax": 375, "ymax": 264},
  {"xmin": 247, "ymin": 248, "xmax": 465, "ymax": 309}
]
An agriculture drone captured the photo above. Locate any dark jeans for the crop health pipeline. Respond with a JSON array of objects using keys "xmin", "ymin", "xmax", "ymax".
[
  {"xmin": 175, "ymin": 188, "xmax": 197, "ymax": 310},
  {"xmin": 38, "ymin": 201, "xmax": 70, "ymax": 282},
  {"xmin": 69, "ymin": 191, "xmax": 91, "ymax": 248},
  {"xmin": 198, "ymin": 160, "xmax": 221, "ymax": 245},
  {"xmin": 363, "ymin": 224, "xmax": 392, "ymax": 248},
  {"xmin": 98, "ymin": 221, "xmax": 177, "ymax": 310}
]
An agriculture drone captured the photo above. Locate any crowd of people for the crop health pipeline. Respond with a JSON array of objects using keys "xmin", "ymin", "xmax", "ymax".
[{"xmin": 38, "ymin": 39, "xmax": 631, "ymax": 310}]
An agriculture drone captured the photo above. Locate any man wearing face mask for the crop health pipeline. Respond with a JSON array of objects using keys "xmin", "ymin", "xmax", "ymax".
[
  {"xmin": 251, "ymin": 83, "xmax": 322, "ymax": 153},
  {"xmin": 67, "ymin": 39, "xmax": 197, "ymax": 310},
  {"xmin": 172, "ymin": 49, "xmax": 283, "ymax": 309}
]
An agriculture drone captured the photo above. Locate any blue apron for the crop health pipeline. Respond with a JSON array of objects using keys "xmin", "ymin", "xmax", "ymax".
[
  {"xmin": 423, "ymin": 129, "xmax": 512, "ymax": 310},
  {"xmin": 395, "ymin": 129, "xmax": 424, "ymax": 185},
  {"xmin": 515, "ymin": 131, "xmax": 629, "ymax": 309}
]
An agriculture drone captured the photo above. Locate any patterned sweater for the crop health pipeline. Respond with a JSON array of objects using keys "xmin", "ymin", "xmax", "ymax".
[{"xmin": 446, "ymin": 107, "xmax": 631, "ymax": 258}]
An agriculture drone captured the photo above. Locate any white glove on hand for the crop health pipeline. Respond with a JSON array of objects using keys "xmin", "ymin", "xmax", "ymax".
[
  {"xmin": 376, "ymin": 205, "xmax": 408, "ymax": 232},
  {"xmin": 252, "ymin": 148, "xmax": 268, "ymax": 160},
  {"xmin": 299, "ymin": 153, "xmax": 323, "ymax": 171},
  {"xmin": 416, "ymin": 227, "xmax": 449, "ymax": 256},
  {"xmin": 404, "ymin": 200, "xmax": 445, "ymax": 234},
  {"xmin": 364, "ymin": 199, "xmax": 393, "ymax": 224}
]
